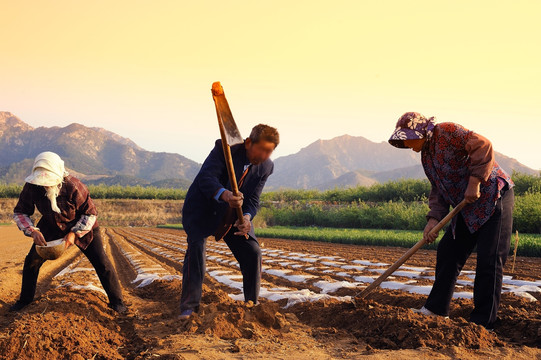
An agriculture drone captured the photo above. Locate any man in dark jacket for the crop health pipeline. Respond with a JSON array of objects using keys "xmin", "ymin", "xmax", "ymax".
[{"xmin": 179, "ymin": 124, "xmax": 279, "ymax": 319}]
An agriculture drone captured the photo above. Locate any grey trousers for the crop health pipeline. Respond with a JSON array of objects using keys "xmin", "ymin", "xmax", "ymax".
[{"xmin": 180, "ymin": 230, "xmax": 262, "ymax": 311}]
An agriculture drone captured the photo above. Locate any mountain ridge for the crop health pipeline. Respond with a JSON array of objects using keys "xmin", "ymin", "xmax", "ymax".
[
  {"xmin": 0, "ymin": 111, "xmax": 200, "ymax": 187},
  {"xmin": 266, "ymin": 134, "xmax": 538, "ymax": 190},
  {"xmin": 0, "ymin": 111, "xmax": 537, "ymax": 189}
]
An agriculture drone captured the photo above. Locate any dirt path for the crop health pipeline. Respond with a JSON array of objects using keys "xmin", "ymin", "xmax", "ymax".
[
  {"xmin": 0, "ymin": 225, "xmax": 539, "ymax": 359},
  {"xmin": 0, "ymin": 225, "xmax": 81, "ymax": 308}
]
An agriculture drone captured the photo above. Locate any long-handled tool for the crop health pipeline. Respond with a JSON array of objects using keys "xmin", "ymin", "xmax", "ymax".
[
  {"xmin": 356, "ymin": 199, "xmax": 467, "ymax": 299},
  {"xmin": 211, "ymin": 82, "xmax": 247, "ymax": 240}
]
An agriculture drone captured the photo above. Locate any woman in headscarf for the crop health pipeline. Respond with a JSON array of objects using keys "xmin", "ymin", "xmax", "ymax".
[
  {"xmin": 10, "ymin": 152, "xmax": 127, "ymax": 313},
  {"xmin": 388, "ymin": 112, "xmax": 514, "ymax": 330}
]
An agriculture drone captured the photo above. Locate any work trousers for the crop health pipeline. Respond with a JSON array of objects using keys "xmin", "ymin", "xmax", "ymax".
[
  {"xmin": 180, "ymin": 230, "xmax": 262, "ymax": 311},
  {"xmin": 424, "ymin": 188, "xmax": 514, "ymax": 328},
  {"xmin": 18, "ymin": 227, "xmax": 123, "ymax": 306}
]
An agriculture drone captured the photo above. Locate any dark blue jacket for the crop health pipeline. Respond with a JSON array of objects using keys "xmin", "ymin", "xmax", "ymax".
[{"xmin": 182, "ymin": 139, "xmax": 274, "ymax": 239}]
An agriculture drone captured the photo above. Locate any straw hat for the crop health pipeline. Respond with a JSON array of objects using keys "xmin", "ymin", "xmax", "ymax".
[{"xmin": 24, "ymin": 152, "xmax": 68, "ymax": 186}]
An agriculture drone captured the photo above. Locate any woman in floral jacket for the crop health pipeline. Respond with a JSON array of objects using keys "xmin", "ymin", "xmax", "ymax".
[{"xmin": 389, "ymin": 112, "xmax": 514, "ymax": 330}]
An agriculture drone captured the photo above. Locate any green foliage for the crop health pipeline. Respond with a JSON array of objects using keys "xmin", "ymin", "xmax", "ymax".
[
  {"xmin": 511, "ymin": 172, "xmax": 541, "ymax": 195},
  {"xmin": 259, "ymin": 197, "xmax": 541, "ymax": 234},
  {"xmin": 260, "ymin": 189, "xmax": 323, "ymax": 202},
  {"xmin": 158, "ymin": 224, "xmax": 541, "ymax": 257},
  {"xmin": 255, "ymin": 226, "xmax": 541, "ymax": 257},
  {"xmin": 2, "ymin": 174, "xmax": 539, "ymax": 201},
  {"xmin": 87, "ymin": 185, "xmax": 186, "ymax": 200},
  {"xmin": 262, "ymin": 179, "xmax": 431, "ymax": 203},
  {"xmin": 1, "ymin": 175, "xmax": 540, "ymax": 233},
  {"xmin": 262, "ymin": 200, "xmax": 538, "ymax": 235},
  {"xmin": 322, "ymin": 179, "xmax": 431, "ymax": 202},
  {"xmin": 513, "ymin": 192, "xmax": 541, "ymax": 233},
  {"xmin": 512, "ymin": 232, "xmax": 541, "ymax": 258},
  {"xmin": 260, "ymin": 201, "xmax": 429, "ymax": 230},
  {"xmin": 256, "ymin": 226, "xmax": 438, "ymax": 248},
  {"xmin": 158, "ymin": 224, "xmax": 184, "ymax": 230},
  {"xmin": 0, "ymin": 184, "xmax": 23, "ymax": 198},
  {"xmin": 262, "ymin": 174, "xmax": 541, "ymax": 203}
]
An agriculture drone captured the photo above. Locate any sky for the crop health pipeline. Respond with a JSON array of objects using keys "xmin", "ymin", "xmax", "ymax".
[{"xmin": 1, "ymin": 1, "xmax": 540, "ymax": 169}]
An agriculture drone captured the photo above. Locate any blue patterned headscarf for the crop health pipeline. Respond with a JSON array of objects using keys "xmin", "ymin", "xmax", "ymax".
[{"xmin": 388, "ymin": 112, "xmax": 436, "ymax": 148}]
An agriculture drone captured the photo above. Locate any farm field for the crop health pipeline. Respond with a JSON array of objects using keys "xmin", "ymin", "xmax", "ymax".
[
  {"xmin": 161, "ymin": 224, "xmax": 541, "ymax": 257},
  {"xmin": 0, "ymin": 225, "xmax": 540, "ymax": 359}
]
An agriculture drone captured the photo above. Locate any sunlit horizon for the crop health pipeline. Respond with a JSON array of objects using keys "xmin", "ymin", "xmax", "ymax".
[{"xmin": 1, "ymin": 1, "xmax": 539, "ymax": 169}]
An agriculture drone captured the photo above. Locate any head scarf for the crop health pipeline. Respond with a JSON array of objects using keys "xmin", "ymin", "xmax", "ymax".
[
  {"xmin": 388, "ymin": 112, "xmax": 436, "ymax": 149},
  {"xmin": 25, "ymin": 151, "xmax": 68, "ymax": 187},
  {"xmin": 25, "ymin": 152, "xmax": 69, "ymax": 214}
]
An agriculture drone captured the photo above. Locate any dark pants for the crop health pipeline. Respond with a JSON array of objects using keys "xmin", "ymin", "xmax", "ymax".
[
  {"xmin": 424, "ymin": 188, "xmax": 514, "ymax": 328},
  {"xmin": 180, "ymin": 230, "xmax": 262, "ymax": 311},
  {"xmin": 18, "ymin": 227, "xmax": 123, "ymax": 306}
]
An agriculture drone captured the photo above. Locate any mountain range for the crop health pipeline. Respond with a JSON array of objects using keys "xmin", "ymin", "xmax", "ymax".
[
  {"xmin": 0, "ymin": 112, "xmax": 200, "ymax": 186},
  {"xmin": 265, "ymin": 134, "xmax": 538, "ymax": 190},
  {"xmin": 0, "ymin": 111, "xmax": 537, "ymax": 190}
]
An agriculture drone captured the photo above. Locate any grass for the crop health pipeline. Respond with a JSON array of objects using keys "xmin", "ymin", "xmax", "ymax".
[
  {"xmin": 158, "ymin": 224, "xmax": 184, "ymax": 230},
  {"xmin": 258, "ymin": 193, "xmax": 541, "ymax": 233},
  {"xmin": 158, "ymin": 224, "xmax": 541, "ymax": 257},
  {"xmin": 258, "ymin": 201, "xmax": 429, "ymax": 230},
  {"xmin": 256, "ymin": 225, "xmax": 439, "ymax": 247},
  {"xmin": 0, "ymin": 222, "xmax": 10, "ymax": 226},
  {"xmin": 1, "ymin": 173, "xmax": 539, "ymax": 201}
]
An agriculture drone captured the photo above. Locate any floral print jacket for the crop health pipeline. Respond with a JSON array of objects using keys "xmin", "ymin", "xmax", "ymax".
[{"xmin": 422, "ymin": 123, "xmax": 513, "ymax": 234}]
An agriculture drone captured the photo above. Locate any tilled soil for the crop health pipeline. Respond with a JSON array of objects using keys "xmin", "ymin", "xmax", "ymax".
[{"xmin": 0, "ymin": 225, "xmax": 539, "ymax": 359}]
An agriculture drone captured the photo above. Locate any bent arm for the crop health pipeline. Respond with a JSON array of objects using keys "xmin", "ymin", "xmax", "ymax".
[
  {"xmin": 13, "ymin": 183, "xmax": 38, "ymax": 236},
  {"xmin": 465, "ymin": 132, "xmax": 494, "ymax": 182},
  {"xmin": 13, "ymin": 213, "xmax": 38, "ymax": 236}
]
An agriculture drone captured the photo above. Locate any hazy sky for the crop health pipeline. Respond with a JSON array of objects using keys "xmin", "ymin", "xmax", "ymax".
[{"xmin": 1, "ymin": 1, "xmax": 540, "ymax": 169}]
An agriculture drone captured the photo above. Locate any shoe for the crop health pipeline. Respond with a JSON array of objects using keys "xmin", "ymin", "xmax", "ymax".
[
  {"xmin": 179, "ymin": 309, "xmax": 193, "ymax": 320},
  {"xmin": 9, "ymin": 301, "xmax": 31, "ymax": 312},
  {"xmin": 411, "ymin": 306, "xmax": 449, "ymax": 319},
  {"xmin": 245, "ymin": 300, "xmax": 259, "ymax": 308},
  {"xmin": 108, "ymin": 302, "xmax": 128, "ymax": 314}
]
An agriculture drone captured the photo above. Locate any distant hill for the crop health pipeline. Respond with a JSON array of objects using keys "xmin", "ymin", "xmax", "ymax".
[
  {"xmin": 267, "ymin": 135, "xmax": 420, "ymax": 189},
  {"xmin": 267, "ymin": 134, "xmax": 539, "ymax": 190},
  {"xmin": 370, "ymin": 152, "xmax": 538, "ymax": 183},
  {"xmin": 315, "ymin": 170, "xmax": 378, "ymax": 190},
  {"xmin": 0, "ymin": 111, "xmax": 200, "ymax": 187},
  {"xmin": 1, "ymin": 112, "xmax": 537, "ymax": 190}
]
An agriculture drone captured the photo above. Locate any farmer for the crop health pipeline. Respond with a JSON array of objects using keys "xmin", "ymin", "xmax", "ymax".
[
  {"xmin": 179, "ymin": 124, "xmax": 279, "ymax": 319},
  {"xmin": 10, "ymin": 152, "xmax": 127, "ymax": 313},
  {"xmin": 388, "ymin": 112, "xmax": 514, "ymax": 330}
]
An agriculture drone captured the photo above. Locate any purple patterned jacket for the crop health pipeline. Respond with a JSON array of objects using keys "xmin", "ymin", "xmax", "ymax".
[{"xmin": 422, "ymin": 123, "xmax": 513, "ymax": 234}]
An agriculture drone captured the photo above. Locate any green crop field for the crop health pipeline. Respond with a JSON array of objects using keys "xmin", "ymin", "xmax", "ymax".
[
  {"xmin": 158, "ymin": 224, "xmax": 541, "ymax": 257},
  {"xmin": 4, "ymin": 173, "xmax": 541, "ymax": 238}
]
